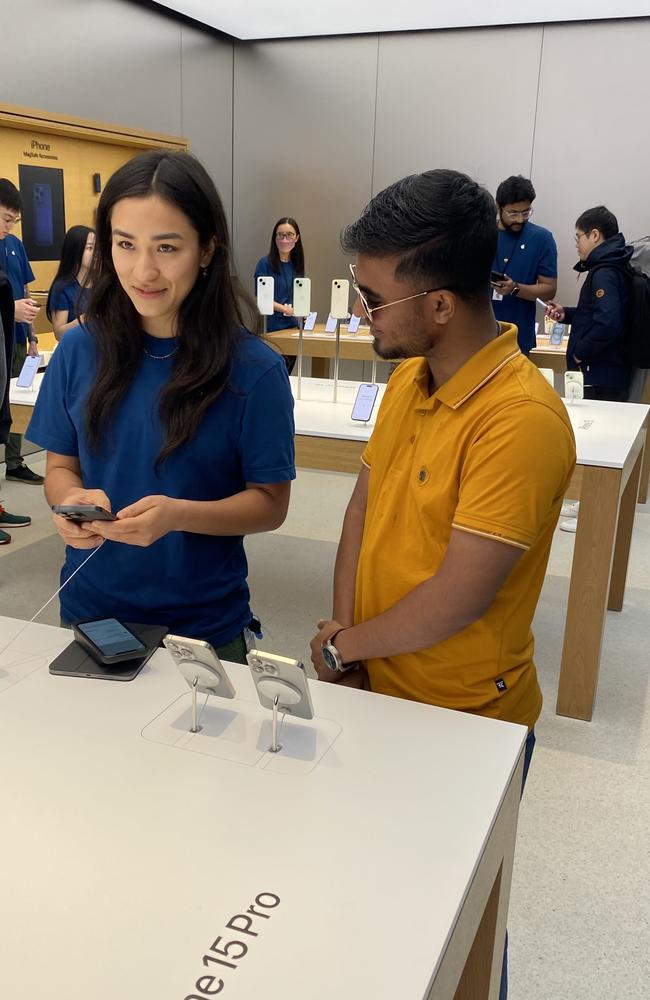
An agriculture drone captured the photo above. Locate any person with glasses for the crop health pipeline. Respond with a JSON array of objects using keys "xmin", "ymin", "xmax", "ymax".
[
  {"xmin": 309, "ymin": 169, "xmax": 576, "ymax": 1000},
  {"xmin": 546, "ymin": 206, "xmax": 633, "ymax": 533},
  {"xmin": 491, "ymin": 175, "xmax": 557, "ymax": 355},
  {"xmin": 254, "ymin": 217, "xmax": 305, "ymax": 372}
]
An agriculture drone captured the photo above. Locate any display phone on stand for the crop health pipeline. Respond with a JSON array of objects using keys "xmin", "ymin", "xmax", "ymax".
[
  {"xmin": 163, "ymin": 634, "xmax": 236, "ymax": 698},
  {"xmin": 293, "ymin": 277, "xmax": 311, "ymax": 317},
  {"xmin": 351, "ymin": 382, "xmax": 379, "ymax": 422},
  {"xmin": 564, "ymin": 370, "xmax": 584, "ymax": 401},
  {"xmin": 72, "ymin": 618, "xmax": 146, "ymax": 665},
  {"xmin": 549, "ymin": 323, "xmax": 565, "ymax": 346},
  {"xmin": 256, "ymin": 276, "xmax": 274, "ymax": 315},
  {"xmin": 16, "ymin": 354, "xmax": 40, "ymax": 389},
  {"xmin": 247, "ymin": 650, "xmax": 314, "ymax": 720},
  {"xmin": 330, "ymin": 279, "xmax": 350, "ymax": 319}
]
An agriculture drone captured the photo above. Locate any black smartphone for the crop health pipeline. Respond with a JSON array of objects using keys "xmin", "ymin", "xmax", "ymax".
[
  {"xmin": 49, "ymin": 622, "xmax": 168, "ymax": 682},
  {"xmin": 52, "ymin": 504, "xmax": 116, "ymax": 522},
  {"xmin": 490, "ymin": 270, "xmax": 507, "ymax": 284},
  {"xmin": 72, "ymin": 618, "xmax": 146, "ymax": 665}
]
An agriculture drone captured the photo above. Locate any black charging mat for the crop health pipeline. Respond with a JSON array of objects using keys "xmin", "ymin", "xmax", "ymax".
[{"xmin": 49, "ymin": 623, "xmax": 168, "ymax": 681}]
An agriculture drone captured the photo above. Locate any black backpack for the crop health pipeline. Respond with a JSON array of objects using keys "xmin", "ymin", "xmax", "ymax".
[{"xmin": 590, "ymin": 242, "xmax": 650, "ymax": 369}]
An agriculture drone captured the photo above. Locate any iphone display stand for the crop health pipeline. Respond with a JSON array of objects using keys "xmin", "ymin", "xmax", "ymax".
[
  {"xmin": 565, "ymin": 371, "xmax": 584, "ymax": 405},
  {"xmin": 330, "ymin": 279, "xmax": 350, "ymax": 404},
  {"xmin": 256, "ymin": 275, "xmax": 274, "ymax": 339},
  {"xmin": 293, "ymin": 277, "xmax": 311, "ymax": 401}
]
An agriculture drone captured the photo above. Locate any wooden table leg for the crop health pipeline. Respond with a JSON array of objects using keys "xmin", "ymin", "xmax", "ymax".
[
  {"xmin": 638, "ymin": 432, "xmax": 649, "ymax": 504},
  {"xmin": 556, "ymin": 465, "xmax": 621, "ymax": 721},
  {"xmin": 608, "ymin": 447, "xmax": 643, "ymax": 611}
]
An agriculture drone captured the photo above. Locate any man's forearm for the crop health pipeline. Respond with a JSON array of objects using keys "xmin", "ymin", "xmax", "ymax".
[
  {"xmin": 335, "ymin": 571, "xmax": 482, "ymax": 665},
  {"xmin": 515, "ymin": 280, "xmax": 556, "ymax": 303},
  {"xmin": 332, "ymin": 501, "xmax": 365, "ymax": 626}
]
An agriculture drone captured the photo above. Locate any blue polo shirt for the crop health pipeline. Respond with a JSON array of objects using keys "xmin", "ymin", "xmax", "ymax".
[
  {"xmin": 0, "ymin": 234, "xmax": 35, "ymax": 344},
  {"xmin": 492, "ymin": 222, "xmax": 557, "ymax": 354},
  {"xmin": 254, "ymin": 255, "xmax": 296, "ymax": 332},
  {"xmin": 26, "ymin": 326, "xmax": 296, "ymax": 644},
  {"xmin": 48, "ymin": 277, "xmax": 91, "ymax": 324}
]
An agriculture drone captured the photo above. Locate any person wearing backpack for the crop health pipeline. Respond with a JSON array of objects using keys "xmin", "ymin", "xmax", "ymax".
[
  {"xmin": 547, "ymin": 206, "xmax": 633, "ymax": 532},
  {"xmin": 547, "ymin": 206, "xmax": 633, "ymax": 402}
]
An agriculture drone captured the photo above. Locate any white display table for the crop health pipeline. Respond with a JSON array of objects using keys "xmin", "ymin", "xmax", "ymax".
[{"xmin": 0, "ymin": 617, "xmax": 526, "ymax": 1000}]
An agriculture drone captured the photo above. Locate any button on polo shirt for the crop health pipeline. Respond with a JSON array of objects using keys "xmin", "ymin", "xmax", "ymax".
[{"xmin": 356, "ymin": 325, "xmax": 576, "ymax": 729}]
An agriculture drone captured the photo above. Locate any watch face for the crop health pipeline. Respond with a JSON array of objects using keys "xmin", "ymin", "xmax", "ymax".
[{"xmin": 321, "ymin": 644, "xmax": 339, "ymax": 672}]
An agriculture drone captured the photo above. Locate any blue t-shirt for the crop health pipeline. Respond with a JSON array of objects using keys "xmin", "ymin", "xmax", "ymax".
[
  {"xmin": 26, "ymin": 326, "xmax": 296, "ymax": 644},
  {"xmin": 48, "ymin": 277, "xmax": 91, "ymax": 324},
  {"xmin": 254, "ymin": 256, "xmax": 296, "ymax": 332},
  {"xmin": 492, "ymin": 222, "xmax": 557, "ymax": 354},
  {"xmin": 0, "ymin": 234, "xmax": 35, "ymax": 344}
]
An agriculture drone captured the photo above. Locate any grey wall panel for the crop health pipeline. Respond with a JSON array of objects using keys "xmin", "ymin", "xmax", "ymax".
[
  {"xmin": 532, "ymin": 19, "xmax": 650, "ymax": 304},
  {"xmin": 4, "ymin": 0, "xmax": 183, "ymax": 137},
  {"xmin": 180, "ymin": 25, "xmax": 234, "ymax": 225},
  {"xmin": 232, "ymin": 36, "xmax": 378, "ymax": 315},
  {"xmin": 372, "ymin": 27, "xmax": 543, "ymax": 198}
]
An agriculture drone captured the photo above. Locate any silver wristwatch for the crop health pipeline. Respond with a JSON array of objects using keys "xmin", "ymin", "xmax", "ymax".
[{"xmin": 321, "ymin": 629, "xmax": 351, "ymax": 673}]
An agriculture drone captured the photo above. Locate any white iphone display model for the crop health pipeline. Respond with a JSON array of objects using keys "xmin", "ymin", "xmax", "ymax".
[
  {"xmin": 247, "ymin": 649, "xmax": 314, "ymax": 720},
  {"xmin": 163, "ymin": 634, "xmax": 236, "ymax": 698},
  {"xmin": 256, "ymin": 276, "xmax": 274, "ymax": 316},
  {"xmin": 16, "ymin": 355, "xmax": 40, "ymax": 388},
  {"xmin": 330, "ymin": 278, "xmax": 350, "ymax": 319},
  {"xmin": 292, "ymin": 277, "xmax": 311, "ymax": 317},
  {"xmin": 564, "ymin": 370, "xmax": 584, "ymax": 401},
  {"xmin": 351, "ymin": 382, "xmax": 379, "ymax": 422}
]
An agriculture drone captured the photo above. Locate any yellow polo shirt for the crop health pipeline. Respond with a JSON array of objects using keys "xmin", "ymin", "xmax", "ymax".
[{"xmin": 357, "ymin": 325, "xmax": 576, "ymax": 730}]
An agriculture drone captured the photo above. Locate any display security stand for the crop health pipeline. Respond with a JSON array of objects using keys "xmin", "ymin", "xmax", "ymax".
[
  {"xmin": 330, "ymin": 278, "xmax": 351, "ymax": 405},
  {"xmin": 270, "ymin": 694, "xmax": 282, "ymax": 753},
  {"xmin": 293, "ymin": 277, "xmax": 311, "ymax": 401},
  {"xmin": 190, "ymin": 675, "xmax": 201, "ymax": 734},
  {"xmin": 296, "ymin": 316, "xmax": 305, "ymax": 399},
  {"xmin": 333, "ymin": 319, "xmax": 341, "ymax": 403}
]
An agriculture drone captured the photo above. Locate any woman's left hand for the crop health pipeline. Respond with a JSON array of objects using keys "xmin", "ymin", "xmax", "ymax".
[{"xmin": 89, "ymin": 495, "xmax": 180, "ymax": 547}]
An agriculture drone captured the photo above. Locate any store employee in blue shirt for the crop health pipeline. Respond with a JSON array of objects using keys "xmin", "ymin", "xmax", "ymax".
[
  {"xmin": 491, "ymin": 175, "xmax": 557, "ymax": 354},
  {"xmin": 0, "ymin": 178, "xmax": 44, "ymax": 485}
]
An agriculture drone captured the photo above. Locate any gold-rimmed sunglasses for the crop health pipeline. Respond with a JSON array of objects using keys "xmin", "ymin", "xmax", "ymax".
[{"xmin": 349, "ymin": 263, "xmax": 445, "ymax": 322}]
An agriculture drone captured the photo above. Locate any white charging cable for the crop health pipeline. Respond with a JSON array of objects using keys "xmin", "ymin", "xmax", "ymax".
[{"xmin": 0, "ymin": 540, "xmax": 105, "ymax": 662}]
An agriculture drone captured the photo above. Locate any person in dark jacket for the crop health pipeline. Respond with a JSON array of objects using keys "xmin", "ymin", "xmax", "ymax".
[{"xmin": 547, "ymin": 206, "xmax": 633, "ymax": 402}]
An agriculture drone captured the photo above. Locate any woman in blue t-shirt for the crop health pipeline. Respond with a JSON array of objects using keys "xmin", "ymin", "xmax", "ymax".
[
  {"xmin": 254, "ymin": 217, "xmax": 305, "ymax": 332},
  {"xmin": 46, "ymin": 225, "xmax": 95, "ymax": 340},
  {"xmin": 27, "ymin": 151, "xmax": 295, "ymax": 662}
]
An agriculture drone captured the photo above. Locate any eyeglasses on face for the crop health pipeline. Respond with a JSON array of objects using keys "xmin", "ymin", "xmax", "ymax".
[
  {"xmin": 349, "ymin": 263, "xmax": 445, "ymax": 322},
  {"xmin": 276, "ymin": 233, "xmax": 297, "ymax": 242},
  {"xmin": 1, "ymin": 212, "xmax": 21, "ymax": 226},
  {"xmin": 502, "ymin": 208, "xmax": 533, "ymax": 221}
]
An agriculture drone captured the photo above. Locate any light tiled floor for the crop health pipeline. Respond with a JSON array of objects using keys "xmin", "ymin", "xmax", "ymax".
[{"xmin": 1, "ymin": 459, "xmax": 648, "ymax": 998}]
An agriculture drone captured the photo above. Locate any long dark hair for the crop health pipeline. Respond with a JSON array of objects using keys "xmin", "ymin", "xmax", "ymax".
[
  {"xmin": 267, "ymin": 217, "xmax": 305, "ymax": 276},
  {"xmin": 84, "ymin": 150, "xmax": 256, "ymax": 464},
  {"xmin": 46, "ymin": 225, "xmax": 94, "ymax": 322}
]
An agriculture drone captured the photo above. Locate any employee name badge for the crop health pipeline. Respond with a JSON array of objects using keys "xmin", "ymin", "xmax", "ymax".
[
  {"xmin": 304, "ymin": 311, "xmax": 317, "ymax": 331},
  {"xmin": 347, "ymin": 314, "xmax": 361, "ymax": 334},
  {"xmin": 325, "ymin": 313, "xmax": 337, "ymax": 333},
  {"xmin": 492, "ymin": 289, "xmax": 503, "ymax": 301}
]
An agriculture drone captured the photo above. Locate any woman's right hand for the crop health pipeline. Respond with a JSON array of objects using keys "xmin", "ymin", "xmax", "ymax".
[
  {"xmin": 52, "ymin": 488, "xmax": 112, "ymax": 549},
  {"xmin": 545, "ymin": 301, "xmax": 565, "ymax": 322},
  {"xmin": 282, "ymin": 304, "xmax": 294, "ymax": 317}
]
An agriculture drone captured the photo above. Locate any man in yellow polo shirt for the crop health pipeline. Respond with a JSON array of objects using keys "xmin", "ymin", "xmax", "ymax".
[
  {"xmin": 310, "ymin": 169, "xmax": 575, "ymax": 998},
  {"xmin": 310, "ymin": 168, "xmax": 575, "ymax": 734}
]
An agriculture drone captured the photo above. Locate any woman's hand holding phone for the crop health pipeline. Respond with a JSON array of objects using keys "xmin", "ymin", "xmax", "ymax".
[
  {"xmin": 89, "ymin": 494, "xmax": 179, "ymax": 548},
  {"xmin": 545, "ymin": 301, "xmax": 565, "ymax": 322},
  {"xmin": 53, "ymin": 489, "xmax": 112, "ymax": 549}
]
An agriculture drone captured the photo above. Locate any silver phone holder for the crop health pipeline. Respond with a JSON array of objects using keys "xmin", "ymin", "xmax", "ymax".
[
  {"xmin": 333, "ymin": 319, "xmax": 341, "ymax": 403},
  {"xmin": 270, "ymin": 694, "xmax": 282, "ymax": 753},
  {"xmin": 296, "ymin": 315, "xmax": 305, "ymax": 400},
  {"xmin": 191, "ymin": 675, "xmax": 201, "ymax": 733}
]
